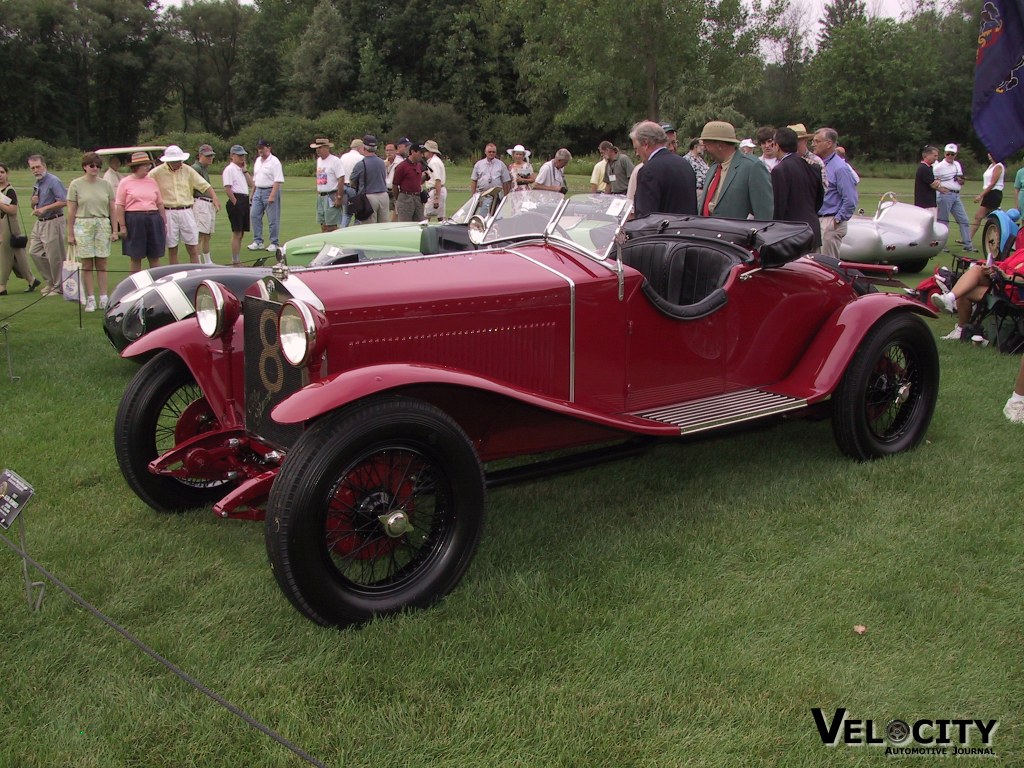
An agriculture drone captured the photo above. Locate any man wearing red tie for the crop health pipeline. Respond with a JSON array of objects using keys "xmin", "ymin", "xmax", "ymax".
[{"xmin": 698, "ymin": 121, "xmax": 773, "ymax": 220}]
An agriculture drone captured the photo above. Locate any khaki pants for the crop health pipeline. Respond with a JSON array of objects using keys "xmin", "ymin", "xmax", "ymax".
[
  {"xmin": 395, "ymin": 192, "xmax": 424, "ymax": 222},
  {"xmin": 29, "ymin": 215, "xmax": 67, "ymax": 291},
  {"xmin": 819, "ymin": 216, "xmax": 848, "ymax": 259}
]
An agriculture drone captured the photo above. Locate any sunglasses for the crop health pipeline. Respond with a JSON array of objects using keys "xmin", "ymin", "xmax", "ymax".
[{"xmin": 85, "ymin": 163, "xmax": 101, "ymax": 168}]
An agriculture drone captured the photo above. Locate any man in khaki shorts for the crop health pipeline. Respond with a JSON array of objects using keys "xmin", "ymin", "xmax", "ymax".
[
  {"xmin": 149, "ymin": 144, "xmax": 220, "ymax": 264},
  {"xmin": 191, "ymin": 144, "xmax": 218, "ymax": 263}
]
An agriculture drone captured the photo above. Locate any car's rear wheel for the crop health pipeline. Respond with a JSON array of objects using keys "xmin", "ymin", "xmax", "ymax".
[
  {"xmin": 265, "ymin": 396, "xmax": 485, "ymax": 628},
  {"xmin": 114, "ymin": 351, "xmax": 234, "ymax": 512},
  {"xmin": 832, "ymin": 313, "xmax": 939, "ymax": 460}
]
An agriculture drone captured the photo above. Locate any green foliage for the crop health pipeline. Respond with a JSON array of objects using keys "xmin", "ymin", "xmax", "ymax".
[
  {"xmin": 392, "ymin": 99, "xmax": 472, "ymax": 159},
  {"xmin": 312, "ymin": 109, "xmax": 386, "ymax": 150},
  {"xmin": 0, "ymin": 139, "xmax": 62, "ymax": 168},
  {"xmin": 287, "ymin": 0, "xmax": 352, "ymax": 117},
  {"xmin": 233, "ymin": 114, "xmax": 319, "ymax": 161},
  {"xmin": 0, "ymin": 0, "xmax": 997, "ymax": 163}
]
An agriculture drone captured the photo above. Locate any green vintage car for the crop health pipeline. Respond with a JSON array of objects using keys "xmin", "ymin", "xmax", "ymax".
[{"xmin": 280, "ymin": 187, "xmax": 504, "ymax": 266}]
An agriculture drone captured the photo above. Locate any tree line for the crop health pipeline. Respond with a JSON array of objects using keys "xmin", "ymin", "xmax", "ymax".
[{"xmin": 0, "ymin": 0, "xmax": 985, "ymax": 163}]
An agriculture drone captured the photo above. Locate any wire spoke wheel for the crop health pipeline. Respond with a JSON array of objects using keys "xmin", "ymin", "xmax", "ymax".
[
  {"xmin": 266, "ymin": 397, "xmax": 485, "ymax": 628},
  {"xmin": 833, "ymin": 314, "xmax": 939, "ymax": 460}
]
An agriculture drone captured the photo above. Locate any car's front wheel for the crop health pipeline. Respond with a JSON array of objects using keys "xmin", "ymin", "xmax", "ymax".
[
  {"xmin": 114, "ymin": 351, "xmax": 235, "ymax": 512},
  {"xmin": 265, "ymin": 396, "xmax": 486, "ymax": 628},
  {"xmin": 832, "ymin": 313, "xmax": 939, "ymax": 460}
]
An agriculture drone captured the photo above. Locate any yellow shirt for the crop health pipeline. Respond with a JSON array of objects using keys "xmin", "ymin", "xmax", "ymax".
[{"xmin": 148, "ymin": 163, "xmax": 211, "ymax": 208}]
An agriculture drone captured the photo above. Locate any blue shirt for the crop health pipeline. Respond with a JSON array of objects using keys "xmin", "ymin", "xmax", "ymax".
[
  {"xmin": 33, "ymin": 172, "xmax": 67, "ymax": 211},
  {"xmin": 350, "ymin": 154, "xmax": 388, "ymax": 195},
  {"xmin": 818, "ymin": 153, "xmax": 857, "ymax": 222}
]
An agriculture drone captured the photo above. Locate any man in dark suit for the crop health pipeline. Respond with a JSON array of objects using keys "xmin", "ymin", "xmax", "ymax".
[
  {"xmin": 630, "ymin": 121, "xmax": 697, "ymax": 217},
  {"xmin": 770, "ymin": 126, "xmax": 824, "ymax": 247},
  {"xmin": 698, "ymin": 120, "xmax": 774, "ymax": 220}
]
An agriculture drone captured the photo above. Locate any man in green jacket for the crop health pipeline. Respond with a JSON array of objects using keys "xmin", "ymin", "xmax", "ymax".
[{"xmin": 698, "ymin": 121, "xmax": 773, "ymax": 220}]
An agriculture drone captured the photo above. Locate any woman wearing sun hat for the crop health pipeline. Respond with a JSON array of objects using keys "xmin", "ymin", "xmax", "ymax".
[
  {"xmin": 507, "ymin": 144, "xmax": 534, "ymax": 190},
  {"xmin": 115, "ymin": 151, "xmax": 166, "ymax": 273}
]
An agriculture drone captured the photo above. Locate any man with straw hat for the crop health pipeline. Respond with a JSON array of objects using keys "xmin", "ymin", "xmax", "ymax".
[{"xmin": 310, "ymin": 137, "xmax": 345, "ymax": 232}]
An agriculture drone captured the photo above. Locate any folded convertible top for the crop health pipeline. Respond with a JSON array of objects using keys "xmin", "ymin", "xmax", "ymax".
[{"xmin": 623, "ymin": 215, "xmax": 814, "ymax": 267}]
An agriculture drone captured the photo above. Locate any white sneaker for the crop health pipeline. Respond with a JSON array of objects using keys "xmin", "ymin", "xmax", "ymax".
[
  {"xmin": 247, "ymin": 241, "xmax": 265, "ymax": 251},
  {"xmin": 1003, "ymin": 398, "xmax": 1024, "ymax": 423},
  {"xmin": 99, "ymin": 295, "xmax": 109, "ymax": 310},
  {"xmin": 85, "ymin": 296, "xmax": 96, "ymax": 312},
  {"xmin": 266, "ymin": 243, "xmax": 279, "ymax": 252},
  {"xmin": 940, "ymin": 325, "xmax": 962, "ymax": 341},
  {"xmin": 929, "ymin": 291, "xmax": 956, "ymax": 314}
]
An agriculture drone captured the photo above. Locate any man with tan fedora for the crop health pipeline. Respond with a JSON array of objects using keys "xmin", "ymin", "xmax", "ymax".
[
  {"xmin": 787, "ymin": 123, "xmax": 827, "ymax": 187},
  {"xmin": 311, "ymin": 137, "xmax": 344, "ymax": 232},
  {"xmin": 698, "ymin": 120, "xmax": 773, "ymax": 220}
]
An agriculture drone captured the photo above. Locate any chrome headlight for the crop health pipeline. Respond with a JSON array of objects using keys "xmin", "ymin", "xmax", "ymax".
[
  {"xmin": 467, "ymin": 214, "xmax": 487, "ymax": 245},
  {"xmin": 278, "ymin": 300, "xmax": 328, "ymax": 367},
  {"xmin": 195, "ymin": 280, "xmax": 240, "ymax": 339}
]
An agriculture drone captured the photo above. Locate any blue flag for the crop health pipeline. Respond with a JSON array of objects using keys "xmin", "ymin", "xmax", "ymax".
[{"xmin": 973, "ymin": 0, "xmax": 1024, "ymax": 161}]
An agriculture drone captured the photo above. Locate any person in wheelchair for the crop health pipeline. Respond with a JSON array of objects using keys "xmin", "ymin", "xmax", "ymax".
[{"xmin": 930, "ymin": 246, "xmax": 1024, "ymax": 340}]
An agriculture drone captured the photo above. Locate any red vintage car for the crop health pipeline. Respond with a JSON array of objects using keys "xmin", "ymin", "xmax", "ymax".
[{"xmin": 114, "ymin": 191, "xmax": 939, "ymax": 628}]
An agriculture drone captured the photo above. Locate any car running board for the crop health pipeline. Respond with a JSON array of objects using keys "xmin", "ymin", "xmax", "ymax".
[{"xmin": 633, "ymin": 389, "xmax": 807, "ymax": 435}]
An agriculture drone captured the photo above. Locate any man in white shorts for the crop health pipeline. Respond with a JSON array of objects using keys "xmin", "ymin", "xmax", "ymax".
[{"xmin": 149, "ymin": 144, "xmax": 220, "ymax": 264}]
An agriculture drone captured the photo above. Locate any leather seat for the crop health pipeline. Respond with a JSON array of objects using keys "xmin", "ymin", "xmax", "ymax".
[{"xmin": 621, "ymin": 239, "xmax": 740, "ymax": 319}]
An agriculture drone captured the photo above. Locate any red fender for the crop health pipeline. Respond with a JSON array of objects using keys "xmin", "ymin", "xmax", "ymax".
[
  {"xmin": 122, "ymin": 316, "xmax": 246, "ymax": 428},
  {"xmin": 271, "ymin": 363, "xmax": 679, "ymax": 436},
  {"xmin": 772, "ymin": 293, "xmax": 936, "ymax": 401}
]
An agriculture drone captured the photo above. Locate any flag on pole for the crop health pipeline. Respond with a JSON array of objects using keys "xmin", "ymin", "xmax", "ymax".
[{"xmin": 973, "ymin": 0, "xmax": 1024, "ymax": 161}]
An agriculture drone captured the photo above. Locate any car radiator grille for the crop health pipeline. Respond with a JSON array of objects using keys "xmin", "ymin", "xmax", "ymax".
[
  {"xmin": 243, "ymin": 296, "xmax": 307, "ymax": 449},
  {"xmin": 634, "ymin": 389, "xmax": 807, "ymax": 435}
]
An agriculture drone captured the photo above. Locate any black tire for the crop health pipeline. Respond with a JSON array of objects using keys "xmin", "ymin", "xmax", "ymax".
[
  {"xmin": 265, "ymin": 396, "xmax": 485, "ymax": 628},
  {"xmin": 832, "ymin": 313, "xmax": 939, "ymax": 460},
  {"xmin": 114, "ymin": 351, "xmax": 234, "ymax": 512},
  {"xmin": 900, "ymin": 258, "xmax": 929, "ymax": 274}
]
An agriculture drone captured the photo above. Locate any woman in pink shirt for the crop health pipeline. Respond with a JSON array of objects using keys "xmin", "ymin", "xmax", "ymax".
[{"xmin": 115, "ymin": 152, "xmax": 166, "ymax": 272}]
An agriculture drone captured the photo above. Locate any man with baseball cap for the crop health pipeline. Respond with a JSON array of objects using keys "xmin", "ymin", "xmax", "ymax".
[
  {"xmin": 933, "ymin": 142, "xmax": 975, "ymax": 251},
  {"xmin": 222, "ymin": 145, "xmax": 253, "ymax": 266},
  {"xmin": 249, "ymin": 139, "xmax": 284, "ymax": 251},
  {"xmin": 192, "ymin": 144, "xmax": 218, "ymax": 263},
  {"xmin": 149, "ymin": 144, "xmax": 220, "ymax": 264}
]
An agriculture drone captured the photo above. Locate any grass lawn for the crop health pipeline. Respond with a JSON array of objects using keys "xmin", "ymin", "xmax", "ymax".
[{"xmin": 0, "ymin": 169, "xmax": 1020, "ymax": 766}]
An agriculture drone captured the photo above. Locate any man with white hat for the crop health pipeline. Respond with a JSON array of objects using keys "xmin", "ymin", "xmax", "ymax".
[
  {"xmin": 933, "ymin": 142, "xmax": 975, "ymax": 251},
  {"xmin": 149, "ymin": 144, "xmax": 219, "ymax": 264}
]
